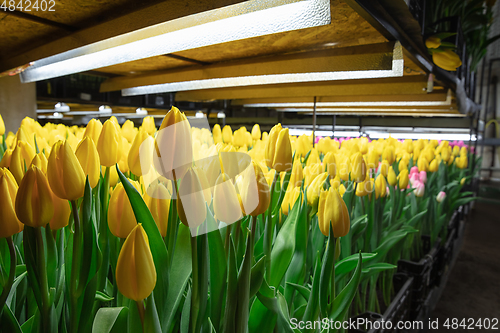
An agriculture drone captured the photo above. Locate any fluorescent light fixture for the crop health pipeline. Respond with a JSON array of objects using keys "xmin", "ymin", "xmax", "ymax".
[
  {"xmin": 99, "ymin": 105, "xmax": 112, "ymax": 113},
  {"xmin": 195, "ymin": 111, "xmax": 205, "ymax": 118},
  {"xmin": 287, "ymin": 128, "xmax": 360, "ymax": 137},
  {"xmin": 367, "ymin": 132, "xmax": 477, "ymax": 141},
  {"xmin": 55, "ymin": 102, "xmax": 70, "ymax": 112},
  {"xmin": 136, "ymin": 107, "xmax": 148, "ymax": 115},
  {"xmin": 122, "ymin": 42, "xmax": 403, "ymax": 96},
  {"xmin": 244, "ymin": 99, "xmax": 453, "ymax": 108},
  {"xmin": 52, "ymin": 112, "xmax": 64, "ymax": 119},
  {"xmin": 276, "ymin": 107, "xmax": 455, "ymax": 113},
  {"xmin": 217, "ymin": 112, "xmax": 226, "ymax": 119},
  {"xmin": 20, "ymin": 0, "xmax": 331, "ymax": 83}
]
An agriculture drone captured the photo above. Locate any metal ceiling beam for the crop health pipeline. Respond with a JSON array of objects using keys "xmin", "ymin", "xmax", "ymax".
[
  {"xmin": 99, "ymin": 41, "xmax": 402, "ymax": 94},
  {"xmin": 174, "ymin": 76, "xmax": 428, "ymax": 101},
  {"xmin": 232, "ymin": 92, "xmax": 451, "ymax": 105}
]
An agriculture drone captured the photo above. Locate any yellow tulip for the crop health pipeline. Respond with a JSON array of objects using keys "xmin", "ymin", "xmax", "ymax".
[
  {"xmin": 306, "ymin": 148, "xmax": 320, "ymax": 166},
  {"xmin": 251, "ymin": 124, "xmax": 261, "ymax": 140},
  {"xmin": 428, "ymin": 159, "xmax": 438, "ymax": 172},
  {"xmin": 49, "ymin": 190, "xmax": 71, "ymax": 230},
  {"xmin": 30, "ymin": 152, "xmax": 48, "ymax": 175},
  {"xmin": 0, "ymin": 148, "xmax": 13, "ymax": 168},
  {"xmin": 295, "ymin": 134, "xmax": 312, "ymax": 158},
  {"xmin": 177, "ymin": 168, "xmax": 207, "ymax": 228},
  {"xmin": 402, "ymin": 139, "xmax": 414, "ymax": 154},
  {"xmin": 127, "ymin": 129, "xmax": 151, "ymax": 177},
  {"xmin": 417, "ymin": 156, "xmax": 429, "ymax": 172},
  {"xmin": 155, "ymin": 106, "xmax": 193, "ymax": 180},
  {"xmin": 281, "ymin": 186, "xmax": 301, "ymax": 215},
  {"xmin": 375, "ymin": 174, "xmax": 387, "ymax": 198},
  {"xmin": 212, "ymin": 124, "xmax": 222, "ymax": 144},
  {"xmin": 339, "ymin": 184, "xmax": 346, "ymax": 197},
  {"xmin": 15, "ymin": 166, "xmax": 54, "ymax": 228},
  {"xmin": 398, "ymin": 169, "xmax": 409, "ymax": 189},
  {"xmin": 239, "ymin": 161, "xmax": 270, "ymax": 217},
  {"xmin": 47, "ymin": 140, "xmax": 86, "ymax": 200},
  {"xmin": 432, "ymin": 49, "xmax": 462, "ymax": 71},
  {"xmin": 145, "ymin": 182, "xmax": 171, "ymax": 237},
  {"xmin": 75, "ymin": 137, "xmax": 101, "ymax": 188},
  {"xmin": 366, "ymin": 149, "xmax": 379, "ymax": 170},
  {"xmin": 265, "ymin": 169, "xmax": 276, "ymax": 187},
  {"xmin": 265, "ymin": 124, "xmax": 292, "ymax": 172},
  {"xmin": 318, "ymin": 187, "xmax": 350, "ymax": 237},
  {"xmin": 83, "ymin": 118, "xmax": 103, "ymax": 145},
  {"xmin": 108, "ymin": 181, "xmax": 140, "ymax": 238},
  {"xmin": 10, "ymin": 141, "xmax": 36, "ymax": 184},
  {"xmin": 387, "ymin": 166, "xmax": 397, "ymax": 187},
  {"xmin": 0, "ymin": 114, "xmax": 4, "ymax": 136},
  {"xmin": 288, "ymin": 161, "xmax": 303, "ymax": 189},
  {"xmin": 222, "ymin": 125, "xmax": 233, "ymax": 143},
  {"xmin": 356, "ymin": 179, "xmax": 373, "ymax": 197},
  {"xmin": 121, "ymin": 120, "xmax": 136, "ymax": 142},
  {"xmin": 425, "ymin": 36, "xmax": 441, "ymax": 49},
  {"xmin": 214, "ymin": 174, "xmax": 243, "ymax": 223},
  {"xmin": 323, "ymin": 152, "xmax": 337, "ymax": 179},
  {"xmin": 455, "ymin": 155, "xmax": 468, "ymax": 169},
  {"xmin": 380, "ymin": 160, "xmax": 389, "ymax": 178},
  {"xmin": 306, "ymin": 172, "xmax": 328, "ymax": 207},
  {"xmin": 460, "ymin": 177, "xmax": 466, "ymax": 186},
  {"xmin": 398, "ymin": 160, "xmax": 408, "ymax": 172},
  {"xmin": 97, "ymin": 120, "xmax": 121, "ymax": 167},
  {"xmin": 337, "ymin": 155, "xmax": 351, "ymax": 182},
  {"xmin": 460, "ymin": 146, "xmax": 467, "ymax": 157},
  {"xmin": 330, "ymin": 175, "xmax": 340, "ymax": 189},
  {"xmin": 351, "ymin": 152, "xmax": 367, "ymax": 183},
  {"xmin": 116, "ymin": 224, "xmax": 156, "ymax": 301},
  {"xmin": 0, "ymin": 168, "xmax": 23, "ymax": 238},
  {"xmin": 382, "ymin": 146, "xmax": 395, "ymax": 165}
]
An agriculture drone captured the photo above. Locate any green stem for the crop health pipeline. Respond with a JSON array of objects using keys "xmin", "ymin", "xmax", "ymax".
[
  {"xmin": 35, "ymin": 227, "xmax": 52, "ymax": 333},
  {"xmin": 190, "ymin": 236, "xmax": 199, "ymax": 333},
  {"xmin": 70, "ymin": 200, "xmax": 82, "ymax": 333},
  {"xmin": 136, "ymin": 300, "xmax": 145, "ymax": 331},
  {"xmin": 264, "ymin": 172, "xmax": 278, "ymax": 282},
  {"xmin": 0, "ymin": 236, "xmax": 16, "ymax": 313}
]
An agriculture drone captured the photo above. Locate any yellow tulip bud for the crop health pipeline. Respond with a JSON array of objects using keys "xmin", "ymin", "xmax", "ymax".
[
  {"xmin": 382, "ymin": 146, "xmax": 395, "ymax": 165},
  {"xmin": 121, "ymin": 120, "xmax": 136, "ymax": 143},
  {"xmin": 398, "ymin": 169, "xmax": 409, "ymax": 189},
  {"xmin": 30, "ymin": 152, "xmax": 48, "ymax": 175},
  {"xmin": 323, "ymin": 152, "xmax": 337, "ymax": 179},
  {"xmin": 97, "ymin": 120, "xmax": 121, "ymax": 167},
  {"xmin": 455, "ymin": 155, "xmax": 468, "ymax": 169},
  {"xmin": 155, "ymin": 106, "xmax": 193, "ymax": 180},
  {"xmin": 116, "ymin": 224, "xmax": 156, "ymax": 301},
  {"xmin": 460, "ymin": 177, "xmax": 466, "ymax": 186},
  {"xmin": 337, "ymin": 155, "xmax": 351, "ymax": 182},
  {"xmin": 265, "ymin": 124, "xmax": 292, "ymax": 172},
  {"xmin": 251, "ymin": 124, "xmax": 261, "ymax": 140},
  {"xmin": 288, "ymin": 161, "xmax": 303, "ymax": 188},
  {"xmin": 318, "ymin": 187, "xmax": 350, "ymax": 237},
  {"xmin": 387, "ymin": 166, "xmax": 397, "ymax": 187},
  {"xmin": 0, "ymin": 148, "xmax": 13, "ymax": 168},
  {"xmin": 350, "ymin": 152, "xmax": 367, "ymax": 183},
  {"xmin": 75, "ymin": 137, "xmax": 101, "ymax": 188},
  {"xmin": 402, "ymin": 139, "xmax": 414, "ymax": 154},
  {"xmin": 281, "ymin": 186, "xmax": 302, "ymax": 216},
  {"xmin": 304, "ymin": 163, "xmax": 322, "ymax": 186},
  {"xmin": 108, "ymin": 181, "xmax": 140, "ymax": 238},
  {"xmin": 83, "ymin": 119, "xmax": 103, "ymax": 146},
  {"xmin": 214, "ymin": 174, "xmax": 243, "ymax": 223},
  {"xmin": 425, "ymin": 36, "xmax": 441, "ymax": 49},
  {"xmin": 366, "ymin": 150, "xmax": 379, "ymax": 170},
  {"xmin": 380, "ymin": 160, "xmax": 389, "ymax": 178},
  {"xmin": 306, "ymin": 148, "xmax": 320, "ymax": 166},
  {"xmin": 49, "ymin": 190, "xmax": 71, "ymax": 230},
  {"xmin": 428, "ymin": 159, "xmax": 438, "ymax": 172},
  {"xmin": 339, "ymin": 184, "xmax": 346, "ymax": 197},
  {"xmin": 212, "ymin": 124, "xmax": 223, "ymax": 144},
  {"xmin": 356, "ymin": 179, "xmax": 373, "ymax": 197},
  {"xmin": 375, "ymin": 174, "xmax": 387, "ymax": 198},
  {"xmin": 417, "ymin": 156, "xmax": 429, "ymax": 172},
  {"xmin": 145, "ymin": 182, "xmax": 171, "ymax": 237},
  {"xmin": 460, "ymin": 146, "xmax": 467, "ymax": 157},
  {"xmin": 432, "ymin": 49, "xmax": 462, "ymax": 71},
  {"xmin": 127, "ymin": 129, "xmax": 151, "ymax": 177},
  {"xmin": 239, "ymin": 161, "xmax": 270, "ymax": 217},
  {"xmin": 330, "ymin": 175, "xmax": 340, "ymax": 189},
  {"xmin": 398, "ymin": 160, "xmax": 408, "ymax": 172},
  {"xmin": 0, "ymin": 114, "xmax": 4, "ymax": 136},
  {"xmin": 306, "ymin": 172, "xmax": 328, "ymax": 207},
  {"xmin": 10, "ymin": 141, "xmax": 36, "ymax": 184},
  {"xmin": 0, "ymin": 168, "xmax": 23, "ymax": 238},
  {"xmin": 47, "ymin": 140, "xmax": 86, "ymax": 200},
  {"xmin": 15, "ymin": 166, "xmax": 54, "ymax": 228},
  {"xmin": 177, "ymin": 168, "xmax": 207, "ymax": 228},
  {"xmin": 265, "ymin": 169, "xmax": 276, "ymax": 187},
  {"xmin": 222, "ymin": 125, "xmax": 233, "ymax": 144}
]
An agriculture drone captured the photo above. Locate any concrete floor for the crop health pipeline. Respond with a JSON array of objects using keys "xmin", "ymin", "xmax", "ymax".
[{"xmin": 431, "ymin": 201, "xmax": 500, "ymax": 332}]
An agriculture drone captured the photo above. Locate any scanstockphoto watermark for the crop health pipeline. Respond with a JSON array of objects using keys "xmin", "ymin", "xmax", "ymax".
[{"xmin": 289, "ymin": 318, "xmax": 424, "ymax": 331}]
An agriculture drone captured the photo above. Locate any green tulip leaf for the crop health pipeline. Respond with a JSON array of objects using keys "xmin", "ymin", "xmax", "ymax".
[
  {"xmin": 144, "ymin": 294, "xmax": 162, "ymax": 333},
  {"xmin": 250, "ymin": 256, "xmax": 266, "ymax": 299},
  {"xmin": 92, "ymin": 306, "xmax": 129, "ymax": 333},
  {"xmin": 1, "ymin": 304, "xmax": 22, "ymax": 333}
]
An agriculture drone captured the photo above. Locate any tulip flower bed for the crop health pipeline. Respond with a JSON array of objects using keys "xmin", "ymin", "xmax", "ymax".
[{"xmin": 0, "ymin": 110, "xmax": 478, "ymax": 333}]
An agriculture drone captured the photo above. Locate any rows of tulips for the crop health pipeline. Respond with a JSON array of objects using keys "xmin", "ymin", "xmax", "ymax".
[{"xmin": 0, "ymin": 110, "xmax": 477, "ymax": 333}]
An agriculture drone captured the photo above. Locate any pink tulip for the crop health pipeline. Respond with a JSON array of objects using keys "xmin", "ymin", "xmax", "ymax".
[
  {"xmin": 410, "ymin": 166, "xmax": 419, "ymax": 176},
  {"xmin": 436, "ymin": 191, "xmax": 446, "ymax": 203},
  {"xmin": 414, "ymin": 181, "xmax": 425, "ymax": 197},
  {"xmin": 419, "ymin": 171, "xmax": 427, "ymax": 184},
  {"xmin": 410, "ymin": 172, "xmax": 420, "ymax": 185}
]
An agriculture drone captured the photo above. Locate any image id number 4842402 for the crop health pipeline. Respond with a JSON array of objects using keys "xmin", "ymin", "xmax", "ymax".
[{"xmin": 1, "ymin": 0, "xmax": 55, "ymax": 11}]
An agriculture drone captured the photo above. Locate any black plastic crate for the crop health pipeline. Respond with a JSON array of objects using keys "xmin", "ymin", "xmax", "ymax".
[
  {"xmin": 434, "ymin": 229, "xmax": 456, "ymax": 287},
  {"xmin": 447, "ymin": 211, "xmax": 459, "ymax": 239},
  {"xmin": 397, "ymin": 236, "xmax": 440, "ymax": 320},
  {"xmin": 349, "ymin": 274, "xmax": 413, "ymax": 333}
]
